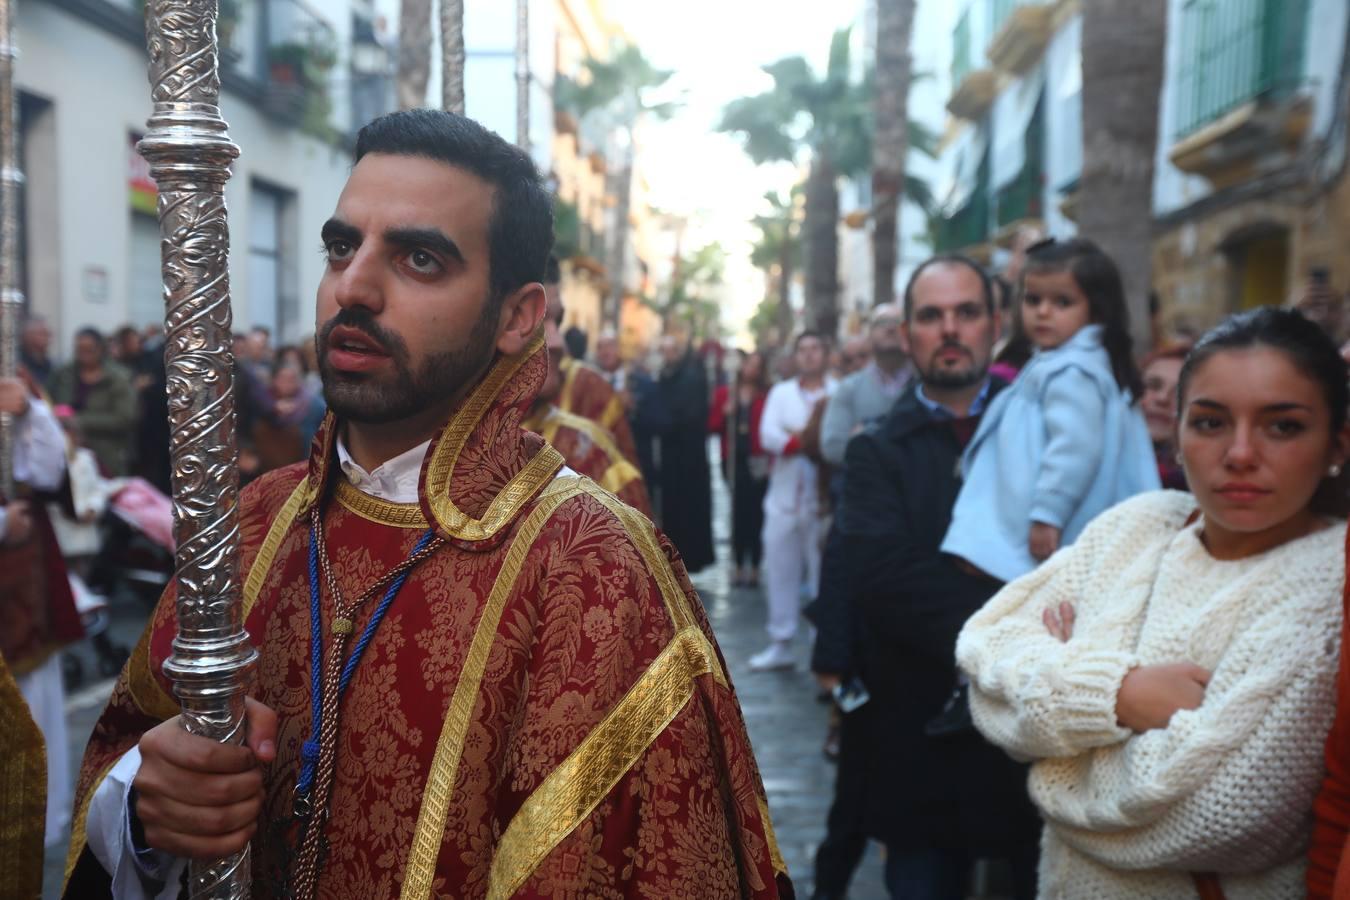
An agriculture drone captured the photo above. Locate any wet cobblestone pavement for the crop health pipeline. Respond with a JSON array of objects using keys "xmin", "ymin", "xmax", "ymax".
[{"xmin": 690, "ymin": 468, "xmax": 889, "ymax": 900}]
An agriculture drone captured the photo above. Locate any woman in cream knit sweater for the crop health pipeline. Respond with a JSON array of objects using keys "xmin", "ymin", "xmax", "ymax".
[{"xmin": 957, "ymin": 308, "xmax": 1350, "ymax": 899}]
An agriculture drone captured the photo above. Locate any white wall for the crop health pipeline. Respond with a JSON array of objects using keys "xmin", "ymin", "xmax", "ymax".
[{"xmin": 17, "ymin": 1, "xmax": 354, "ymax": 352}]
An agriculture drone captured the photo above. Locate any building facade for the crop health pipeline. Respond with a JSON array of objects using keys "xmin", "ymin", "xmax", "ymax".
[
  {"xmin": 929, "ymin": 0, "xmax": 1349, "ymax": 339},
  {"xmin": 20, "ymin": 0, "xmax": 381, "ymax": 352}
]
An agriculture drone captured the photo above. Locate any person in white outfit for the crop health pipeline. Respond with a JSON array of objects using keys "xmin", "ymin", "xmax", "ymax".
[
  {"xmin": 957, "ymin": 307, "xmax": 1350, "ymax": 899},
  {"xmin": 752, "ymin": 331, "xmax": 836, "ymax": 671}
]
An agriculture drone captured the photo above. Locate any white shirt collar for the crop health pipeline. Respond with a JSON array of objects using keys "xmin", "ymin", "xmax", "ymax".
[{"xmin": 335, "ymin": 436, "xmax": 431, "ymax": 504}]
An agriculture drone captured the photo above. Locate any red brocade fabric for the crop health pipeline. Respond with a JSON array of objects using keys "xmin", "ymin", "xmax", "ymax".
[
  {"xmin": 556, "ymin": 358, "xmax": 640, "ymax": 469},
  {"xmin": 523, "ymin": 404, "xmax": 653, "ymax": 518},
  {"xmin": 65, "ymin": 340, "xmax": 791, "ymax": 899},
  {"xmin": 1, "ymin": 498, "xmax": 83, "ymax": 676}
]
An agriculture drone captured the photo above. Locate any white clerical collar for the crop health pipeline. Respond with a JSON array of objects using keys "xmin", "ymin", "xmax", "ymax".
[{"xmin": 335, "ymin": 436, "xmax": 431, "ymax": 504}]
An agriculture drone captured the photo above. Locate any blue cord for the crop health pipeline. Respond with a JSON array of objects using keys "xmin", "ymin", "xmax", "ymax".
[{"xmin": 295, "ymin": 523, "xmax": 435, "ymax": 800}]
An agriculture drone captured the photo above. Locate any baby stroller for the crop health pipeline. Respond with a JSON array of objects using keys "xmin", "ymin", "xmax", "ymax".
[{"xmin": 49, "ymin": 440, "xmax": 175, "ymax": 688}]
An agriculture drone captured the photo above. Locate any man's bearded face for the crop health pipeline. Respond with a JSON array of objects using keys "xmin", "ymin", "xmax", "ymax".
[{"xmin": 314, "ymin": 154, "xmax": 503, "ymax": 424}]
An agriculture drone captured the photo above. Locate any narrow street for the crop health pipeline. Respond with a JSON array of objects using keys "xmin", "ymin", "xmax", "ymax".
[
  {"xmin": 40, "ymin": 459, "xmax": 888, "ymax": 898},
  {"xmin": 691, "ymin": 457, "xmax": 889, "ymax": 899}
]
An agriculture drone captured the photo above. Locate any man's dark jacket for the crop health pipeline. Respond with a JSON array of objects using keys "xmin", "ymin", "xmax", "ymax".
[{"xmin": 839, "ymin": 379, "xmax": 1041, "ymax": 852}]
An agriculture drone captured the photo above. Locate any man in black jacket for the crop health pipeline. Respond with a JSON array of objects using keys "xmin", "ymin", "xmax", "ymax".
[{"xmin": 839, "ymin": 255, "xmax": 1040, "ymax": 899}]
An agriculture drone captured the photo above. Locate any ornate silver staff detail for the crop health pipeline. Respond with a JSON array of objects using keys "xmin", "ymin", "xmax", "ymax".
[
  {"xmin": 139, "ymin": 0, "xmax": 255, "ymax": 896},
  {"xmin": 0, "ymin": 0, "xmax": 23, "ymax": 500}
]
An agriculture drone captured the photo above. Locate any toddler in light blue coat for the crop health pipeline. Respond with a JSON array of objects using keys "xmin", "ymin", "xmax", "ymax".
[{"xmin": 941, "ymin": 238, "xmax": 1160, "ymax": 584}]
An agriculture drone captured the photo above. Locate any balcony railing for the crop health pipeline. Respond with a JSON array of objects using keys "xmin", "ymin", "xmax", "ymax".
[
  {"xmin": 996, "ymin": 95, "xmax": 1045, "ymax": 228},
  {"xmin": 936, "ymin": 151, "xmax": 991, "ymax": 253},
  {"xmin": 996, "ymin": 167, "xmax": 1043, "ymax": 229},
  {"xmin": 1174, "ymin": 0, "xmax": 1309, "ymax": 138},
  {"xmin": 936, "ymin": 195, "xmax": 990, "ymax": 253},
  {"xmin": 224, "ymin": 0, "xmax": 337, "ymax": 134}
]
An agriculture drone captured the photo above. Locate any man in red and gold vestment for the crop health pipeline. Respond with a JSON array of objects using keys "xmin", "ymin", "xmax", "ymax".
[
  {"xmin": 524, "ymin": 260, "xmax": 652, "ymax": 517},
  {"xmin": 543, "ymin": 258, "xmax": 641, "ymax": 469},
  {"xmin": 65, "ymin": 109, "xmax": 790, "ymax": 900}
]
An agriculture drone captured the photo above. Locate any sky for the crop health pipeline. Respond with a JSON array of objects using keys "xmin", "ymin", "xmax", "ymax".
[{"xmin": 609, "ymin": 0, "xmax": 868, "ymax": 336}]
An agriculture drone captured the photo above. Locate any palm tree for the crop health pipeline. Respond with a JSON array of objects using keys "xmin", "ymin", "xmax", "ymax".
[
  {"xmin": 718, "ymin": 31, "xmax": 876, "ymax": 337},
  {"xmin": 396, "ymin": 0, "xmax": 431, "ymax": 109},
  {"xmin": 555, "ymin": 43, "xmax": 678, "ymax": 327},
  {"xmin": 1078, "ymin": 0, "xmax": 1166, "ymax": 349},
  {"xmin": 440, "ymin": 0, "xmax": 465, "ymax": 114},
  {"xmin": 749, "ymin": 188, "xmax": 801, "ymax": 345},
  {"xmin": 872, "ymin": 0, "xmax": 916, "ymax": 307}
]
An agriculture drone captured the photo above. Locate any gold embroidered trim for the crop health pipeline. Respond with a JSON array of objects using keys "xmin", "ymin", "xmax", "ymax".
[
  {"xmin": 558, "ymin": 357, "xmax": 580, "ymax": 412},
  {"xmin": 486, "ymin": 626, "xmax": 725, "ymax": 900},
  {"xmin": 62, "ymin": 758, "xmax": 115, "ymax": 887},
  {"xmin": 0, "ymin": 653, "xmax": 46, "ymax": 899},
  {"xmin": 758, "ymin": 795, "xmax": 788, "ymax": 876},
  {"xmin": 334, "ymin": 478, "xmax": 429, "ymax": 528},
  {"xmin": 243, "ymin": 477, "xmax": 313, "ymax": 619},
  {"xmin": 424, "ymin": 335, "xmax": 565, "ymax": 542},
  {"xmin": 598, "ymin": 460, "xmax": 640, "ymax": 496},
  {"xmin": 598, "ymin": 393, "xmax": 626, "ymax": 432},
  {"xmin": 400, "ymin": 478, "xmax": 588, "ymax": 900},
  {"xmin": 581, "ymin": 483, "xmax": 789, "ymax": 875}
]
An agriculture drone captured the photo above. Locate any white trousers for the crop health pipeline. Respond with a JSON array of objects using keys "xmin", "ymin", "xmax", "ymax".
[
  {"xmin": 761, "ymin": 505, "xmax": 824, "ymax": 642},
  {"xmin": 18, "ymin": 652, "xmax": 71, "ymax": 847}
]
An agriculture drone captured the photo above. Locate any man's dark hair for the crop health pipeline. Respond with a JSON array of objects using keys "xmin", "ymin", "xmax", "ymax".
[
  {"xmin": 354, "ymin": 109, "xmax": 554, "ymax": 309},
  {"xmin": 75, "ymin": 326, "xmax": 107, "ymax": 357},
  {"xmin": 544, "ymin": 253, "xmax": 561, "ymax": 286},
  {"xmin": 250, "ymin": 324, "xmax": 271, "ymax": 338},
  {"xmin": 794, "ymin": 329, "xmax": 826, "ymax": 351},
  {"xmin": 563, "ymin": 325, "xmax": 588, "ymax": 360},
  {"xmin": 902, "ymin": 254, "xmax": 995, "ymax": 320}
]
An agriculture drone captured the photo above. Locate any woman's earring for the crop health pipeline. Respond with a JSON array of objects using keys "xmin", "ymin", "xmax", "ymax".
[{"xmin": 1331, "ymin": 464, "xmax": 1343, "ymax": 478}]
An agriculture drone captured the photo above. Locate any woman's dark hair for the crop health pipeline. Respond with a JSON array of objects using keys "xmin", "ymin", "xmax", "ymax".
[
  {"xmin": 1023, "ymin": 238, "xmax": 1144, "ymax": 400},
  {"xmin": 995, "ymin": 328, "xmax": 1034, "ymax": 371},
  {"xmin": 737, "ymin": 349, "xmax": 769, "ymax": 393},
  {"xmin": 354, "ymin": 109, "xmax": 554, "ymax": 313},
  {"xmin": 1178, "ymin": 307, "xmax": 1349, "ymax": 515}
]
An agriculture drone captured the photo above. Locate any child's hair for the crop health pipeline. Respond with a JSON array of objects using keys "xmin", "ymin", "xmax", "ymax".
[
  {"xmin": 1023, "ymin": 238, "xmax": 1145, "ymax": 400},
  {"xmin": 1177, "ymin": 307, "xmax": 1348, "ymax": 516}
]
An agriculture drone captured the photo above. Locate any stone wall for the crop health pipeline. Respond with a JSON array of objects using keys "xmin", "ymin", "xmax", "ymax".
[{"xmin": 1151, "ymin": 164, "xmax": 1350, "ymax": 340}]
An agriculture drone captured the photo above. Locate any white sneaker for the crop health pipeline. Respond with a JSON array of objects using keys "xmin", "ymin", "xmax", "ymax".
[{"xmin": 748, "ymin": 641, "xmax": 796, "ymax": 672}]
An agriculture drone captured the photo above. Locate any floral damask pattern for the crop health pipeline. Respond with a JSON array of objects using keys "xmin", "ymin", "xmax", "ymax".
[{"xmin": 64, "ymin": 342, "xmax": 789, "ymax": 900}]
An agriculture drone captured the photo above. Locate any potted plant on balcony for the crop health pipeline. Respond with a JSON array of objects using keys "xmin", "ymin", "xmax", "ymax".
[{"xmin": 267, "ymin": 35, "xmax": 339, "ymax": 140}]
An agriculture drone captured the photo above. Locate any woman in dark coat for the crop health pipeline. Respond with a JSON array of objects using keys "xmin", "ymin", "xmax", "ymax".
[
  {"xmin": 657, "ymin": 336, "xmax": 715, "ymax": 572},
  {"xmin": 708, "ymin": 349, "xmax": 769, "ymax": 586}
]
